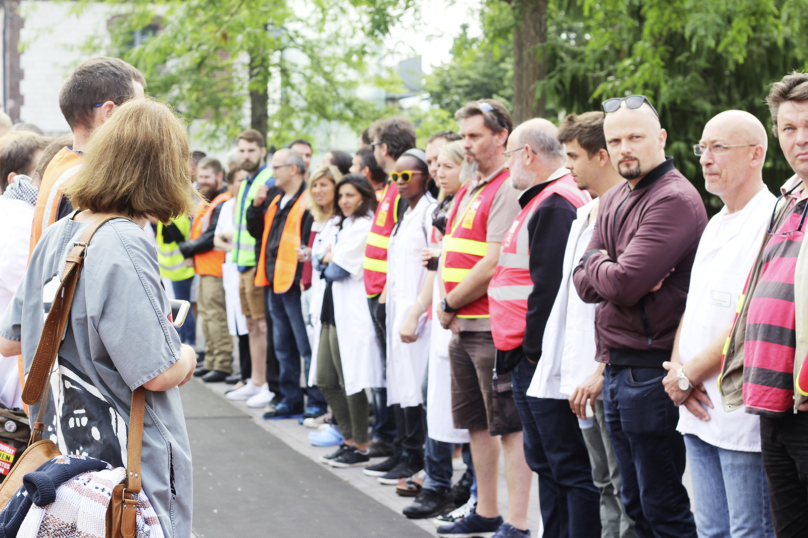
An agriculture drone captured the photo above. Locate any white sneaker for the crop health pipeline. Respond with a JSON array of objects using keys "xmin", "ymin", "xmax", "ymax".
[
  {"xmin": 452, "ymin": 457, "xmax": 468, "ymax": 471},
  {"xmin": 245, "ymin": 385, "xmax": 275, "ymax": 408},
  {"xmin": 225, "ymin": 380, "xmax": 262, "ymax": 401}
]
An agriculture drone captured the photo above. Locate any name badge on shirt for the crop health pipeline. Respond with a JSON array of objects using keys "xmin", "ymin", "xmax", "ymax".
[
  {"xmin": 462, "ymin": 197, "xmax": 484, "ymax": 229},
  {"xmin": 376, "ymin": 201, "xmax": 390, "ymax": 227},
  {"xmin": 708, "ymin": 290, "xmax": 732, "ymax": 308}
]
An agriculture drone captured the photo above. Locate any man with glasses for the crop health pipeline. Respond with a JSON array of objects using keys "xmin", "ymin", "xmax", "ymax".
[
  {"xmin": 435, "ymin": 100, "xmax": 526, "ymax": 538},
  {"xmin": 661, "ymin": 111, "xmax": 775, "ymax": 537},
  {"xmin": 719, "ymin": 73, "xmax": 808, "ymax": 538},
  {"xmin": 573, "ymin": 96, "xmax": 707, "ymax": 537}
]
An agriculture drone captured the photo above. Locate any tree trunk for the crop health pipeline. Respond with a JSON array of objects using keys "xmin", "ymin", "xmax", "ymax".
[
  {"xmin": 511, "ymin": 0, "xmax": 547, "ymax": 125},
  {"xmin": 249, "ymin": 50, "xmax": 268, "ymax": 142}
]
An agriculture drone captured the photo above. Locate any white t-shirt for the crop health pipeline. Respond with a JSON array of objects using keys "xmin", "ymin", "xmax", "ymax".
[{"xmin": 677, "ymin": 187, "xmax": 775, "ymax": 452}]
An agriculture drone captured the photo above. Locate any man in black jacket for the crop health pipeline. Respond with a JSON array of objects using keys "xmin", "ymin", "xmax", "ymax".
[{"xmin": 247, "ymin": 149, "xmax": 327, "ymax": 419}]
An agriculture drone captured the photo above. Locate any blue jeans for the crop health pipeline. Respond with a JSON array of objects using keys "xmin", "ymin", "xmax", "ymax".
[
  {"xmin": 512, "ymin": 357, "xmax": 601, "ymax": 538},
  {"xmin": 171, "ymin": 277, "xmax": 196, "ymax": 347},
  {"xmin": 371, "ymin": 388, "xmax": 396, "ymax": 442},
  {"xmin": 268, "ymin": 287, "xmax": 326, "ymax": 410},
  {"xmin": 602, "ymin": 365, "xmax": 696, "ymax": 538},
  {"xmin": 684, "ymin": 434, "xmax": 773, "ymax": 538},
  {"xmin": 424, "ymin": 436, "xmax": 454, "ymax": 490}
]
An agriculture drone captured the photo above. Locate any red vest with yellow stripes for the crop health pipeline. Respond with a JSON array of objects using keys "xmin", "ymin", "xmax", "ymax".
[
  {"xmin": 442, "ymin": 169, "xmax": 511, "ymax": 319},
  {"xmin": 189, "ymin": 191, "xmax": 233, "ymax": 277},
  {"xmin": 488, "ymin": 174, "xmax": 590, "ymax": 350},
  {"xmin": 363, "ymin": 181, "xmax": 400, "ymax": 297}
]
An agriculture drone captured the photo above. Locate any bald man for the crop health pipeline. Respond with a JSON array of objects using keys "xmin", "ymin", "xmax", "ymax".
[
  {"xmin": 492, "ymin": 118, "xmax": 598, "ymax": 537},
  {"xmin": 573, "ymin": 97, "xmax": 707, "ymax": 538},
  {"xmin": 657, "ymin": 111, "xmax": 776, "ymax": 537}
]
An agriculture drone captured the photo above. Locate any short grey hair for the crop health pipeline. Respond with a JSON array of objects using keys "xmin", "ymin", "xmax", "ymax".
[
  {"xmin": 514, "ymin": 128, "xmax": 565, "ymax": 162},
  {"xmin": 285, "ymin": 150, "xmax": 307, "ymax": 176}
]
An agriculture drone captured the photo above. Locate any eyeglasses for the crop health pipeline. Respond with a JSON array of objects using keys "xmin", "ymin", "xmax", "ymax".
[
  {"xmin": 602, "ymin": 95, "xmax": 660, "ymax": 118},
  {"xmin": 93, "ymin": 103, "xmax": 104, "ymax": 108},
  {"xmin": 272, "ymin": 164, "xmax": 292, "ymax": 172},
  {"xmin": 371, "ymin": 141, "xmax": 383, "ymax": 148},
  {"xmin": 503, "ymin": 146, "xmax": 538, "ymax": 158},
  {"xmin": 390, "ymin": 170, "xmax": 424, "ymax": 183},
  {"xmin": 693, "ymin": 143, "xmax": 756, "ymax": 156},
  {"xmin": 767, "ymin": 180, "xmax": 808, "ymax": 236},
  {"xmin": 478, "ymin": 102, "xmax": 493, "ymax": 113}
]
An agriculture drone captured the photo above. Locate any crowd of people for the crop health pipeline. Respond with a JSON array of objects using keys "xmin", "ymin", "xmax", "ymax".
[{"xmin": 0, "ymin": 54, "xmax": 806, "ymax": 538}]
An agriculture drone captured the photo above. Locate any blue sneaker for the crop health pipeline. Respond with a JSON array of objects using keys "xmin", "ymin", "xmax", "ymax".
[
  {"xmin": 437, "ymin": 511, "xmax": 503, "ymax": 537},
  {"xmin": 303, "ymin": 406, "xmax": 326, "ymax": 419},
  {"xmin": 262, "ymin": 402, "xmax": 303, "ymax": 420},
  {"xmin": 308, "ymin": 425, "xmax": 344, "ymax": 447},
  {"xmin": 492, "ymin": 523, "xmax": 530, "ymax": 538}
]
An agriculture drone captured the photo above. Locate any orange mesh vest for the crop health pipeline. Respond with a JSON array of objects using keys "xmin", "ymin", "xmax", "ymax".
[
  {"xmin": 442, "ymin": 169, "xmax": 510, "ymax": 319},
  {"xmin": 363, "ymin": 181, "xmax": 400, "ymax": 297},
  {"xmin": 488, "ymin": 174, "xmax": 590, "ymax": 350},
  {"xmin": 189, "ymin": 191, "xmax": 233, "ymax": 277},
  {"xmin": 255, "ymin": 191, "xmax": 310, "ymax": 293},
  {"xmin": 30, "ymin": 148, "xmax": 84, "ymax": 253}
]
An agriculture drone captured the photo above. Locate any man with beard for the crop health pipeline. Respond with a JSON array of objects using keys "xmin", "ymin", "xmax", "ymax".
[
  {"xmin": 178, "ymin": 158, "xmax": 234, "ymax": 383},
  {"xmin": 573, "ymin": 97, "xmax": 707, "ymax": 538}
]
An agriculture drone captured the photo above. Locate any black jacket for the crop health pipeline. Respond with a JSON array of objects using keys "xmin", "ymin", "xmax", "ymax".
[
  {"xmin": 178, "ymin": 187, "xmax": 228, "ymax": 258},
  {"xmin": 246, "ymin": 181, "xmax": 313, "ymax": 289}
]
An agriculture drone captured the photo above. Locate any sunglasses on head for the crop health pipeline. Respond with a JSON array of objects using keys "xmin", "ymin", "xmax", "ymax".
[
  {"xmin": 390, "ymin": 170, "xmax": 424, "ymax": 183},
  {"xmin": 602, "ymin": 95, "xmax": 660, "ymax": 118}
]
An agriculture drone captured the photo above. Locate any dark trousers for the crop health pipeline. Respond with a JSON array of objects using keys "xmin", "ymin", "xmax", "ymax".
[
  {"xmin": 512, "ymin": 357, "xmax": 601, "ymax": 538},
  {"xmin": 760, "ymin": 411, "xmax": 808, "ymax": 538},
  {"xmin": 367, "ymin": 295, "xmax": 396, "ymax": 442},
  {"xmin": 262, "ymin": 287, "xmax": 280, "ymax": 394},
  {"xmin": 268, "ymin": 287, "xmax": 326, "ymax": 410},
  {"xmin": 602, "ymin": 365, "xmax": 696, "ymax": 538},
  {"xmin": 171, "ymin": 277, "xmax": 196, "ymax": 347},
  {"xmin": 393, "ymin": 404, "xmax": 425, "ymax": 456},
  {"xmin": 238, "ymin": 333, "xmax": 251, "ymax": 382}
]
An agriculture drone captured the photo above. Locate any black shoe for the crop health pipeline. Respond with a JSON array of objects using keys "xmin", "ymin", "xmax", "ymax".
[
  {"xmin": 403, "ymin": 487, "xmax": 455, "ymax": 519},
  {"xmin": 201, "ymin": 370, "xmax": 229, "ymax": 383},
  {"xmin": 377, "ymin": 452, "xmax": 423, "ymax": 485},
  {"xmin": 193, "ymin": 368, "xmax": 209, "ymax": 378},
  {"xmin": 363, "ymin": 451, "xmax": 402, "ymax": 477},
  {"xmin": 329, "ymin": 446, "xmax": 371, "ymax": 468},
  {"xmin": 224, "ymin": 373, "xmax": 241, "ymax": 385},
  {"xmin": 367, "ymin": 439, "xmax": 395, "ymax": 458},
  {"xmin": 318, "ymin": 444, "xmax": 351, "ymax": 465},
  {"xmin": 196, "ymin": 351, "xmax": 205, "ymax": 365}
]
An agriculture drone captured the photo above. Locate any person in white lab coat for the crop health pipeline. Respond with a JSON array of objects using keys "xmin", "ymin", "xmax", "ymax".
[{"xmin": 315, "ymin": 175, "xmax": 384, "ymax": 468}]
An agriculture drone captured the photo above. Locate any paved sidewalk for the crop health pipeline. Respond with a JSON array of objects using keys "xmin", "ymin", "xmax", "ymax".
[{"xmin": 183, "ymin": 378, "xmax": 543, "ymax": 537}]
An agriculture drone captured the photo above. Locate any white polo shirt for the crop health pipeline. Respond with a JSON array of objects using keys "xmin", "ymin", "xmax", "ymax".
[{"xmin": 677, "ymin": 187, "xmax": 775, "ymax": 452}]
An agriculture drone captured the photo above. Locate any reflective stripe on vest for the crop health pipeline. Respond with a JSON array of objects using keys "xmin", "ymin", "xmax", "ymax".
[
  {"xmin": 488, "ymin": 174, "xmax": 590, "ymax": 350},
  {"xmin": 156, "ymin": 217, "xmax": 195, "ymax": 281},
  {"xmin": 190, "ymin": 191, "xmax": 233, "ymax": 277},
  {"xmin": 255, "ymin": 191, "xmax": 309, "ymax": 292},
  {"xmin": 233, "ymin": 167, "xmax": 274, "ymax": 267},
  {"xmin": 363, "ymin": 181, "xmax": 400, "ymax": 297},
  {"xmin": 30, "ymin": 148, "xmax": 84, "ymax": 255},
  {"xmin": 442, "ymin": 170, "xmax": 511, "ymax": 318}
]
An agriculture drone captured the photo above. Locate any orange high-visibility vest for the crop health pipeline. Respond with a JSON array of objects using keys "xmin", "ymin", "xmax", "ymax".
[
  {"xmin": 442, "ymin": 169, "xmax": 511, "ymax": 319},
  {"xmin": 488, "ymin": 174, "xmax": 590, "ymax": 350},
  {"xmin": 189, "ymin": 191, "xmax": 233, "ymax": 277},
  {"xmin": 30, "ymin": 148, "xmax": 84, "ymax": 252},
  {"xmin": 363, "ymin": 181, "xmax": 401, "ymax": 297},
  {"xmin": 255, "ymin": 191, "xmax": 310, "ymax": 293}
]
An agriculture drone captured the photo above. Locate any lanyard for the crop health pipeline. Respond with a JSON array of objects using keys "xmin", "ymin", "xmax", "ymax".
[{"xmin": 448, "ymin": 185, "xmax": 485, "ymax": 237}]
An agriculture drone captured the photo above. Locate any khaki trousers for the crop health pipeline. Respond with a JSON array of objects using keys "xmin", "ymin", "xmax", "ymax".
[{"xmin": 198, "ymin": 275, "xmax": 232, "ymax": 373}]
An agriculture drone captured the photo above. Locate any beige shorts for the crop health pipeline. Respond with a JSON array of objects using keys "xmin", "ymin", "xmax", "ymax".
[{"xmin": 238, "ymin": 267, "xmax": 265, "ymax": 320}]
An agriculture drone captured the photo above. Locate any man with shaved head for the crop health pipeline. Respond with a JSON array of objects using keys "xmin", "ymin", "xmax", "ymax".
[
  {"xmin": 489, "ymin": 118, "xmax": 598, "ymax": 537},
  {"xmin": 660, "ymin": 110, "xmax": 775, "ymax": 537},
  {"xmin": 573, "ymin": 96, "xmax": 707, "ymax": 537}
]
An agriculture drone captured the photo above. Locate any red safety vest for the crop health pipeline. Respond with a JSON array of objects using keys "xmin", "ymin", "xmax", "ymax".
[
  {"xmin": 363, "ymin": 181, "xmax": 400, "ymax": 297},
  {"xmin": 255, "ymin": 191, "xmax": 310, "ymax": 293},
  {"xmin": 442, "ymin": 169, "xmax": 511, "ymax": 319},
  {"xmin": 189, "ymin": 191, "xmax": 233, "ymax": 277},
  {"xmin": 488, "ymin": 174, "xmax": 590, "ymax": 350}
]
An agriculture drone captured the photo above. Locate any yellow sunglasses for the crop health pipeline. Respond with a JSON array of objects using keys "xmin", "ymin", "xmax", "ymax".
[{"xmin": 390, "ymin": 170, "xmax": 424, "ymax": 183}]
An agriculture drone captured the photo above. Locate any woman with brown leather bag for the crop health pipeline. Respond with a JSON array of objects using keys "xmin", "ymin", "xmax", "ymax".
[{"xmin": 0, "ymin": 98, "xmax": 198, "ymax": 537}]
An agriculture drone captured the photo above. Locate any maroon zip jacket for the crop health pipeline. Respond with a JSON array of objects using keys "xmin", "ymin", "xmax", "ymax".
[{"xmin": 572, "ymin": 157, "xmax": 708, "ymax": 367}]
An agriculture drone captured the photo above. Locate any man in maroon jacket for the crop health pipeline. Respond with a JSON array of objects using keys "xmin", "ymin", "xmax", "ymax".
[{"xmin": 573, "ymin": 97, "xmax": 707, "ymax": 538}]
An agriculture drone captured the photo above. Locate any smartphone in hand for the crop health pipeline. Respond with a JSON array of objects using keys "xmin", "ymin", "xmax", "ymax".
[{"xmin": 170, "ymin": 300, "xmax": 191, "ymax": 328}]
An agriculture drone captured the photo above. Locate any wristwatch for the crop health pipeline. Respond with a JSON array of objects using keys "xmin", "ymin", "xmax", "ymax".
[
  {"xmin": 676, "ymin": 367, "xmax": 693, "ymax": 391},
  {"xmin": 440, "ymin": 298, "xmax": 456, "ymax": 314}
]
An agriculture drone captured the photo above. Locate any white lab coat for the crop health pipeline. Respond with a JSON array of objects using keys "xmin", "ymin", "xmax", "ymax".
[
  {"xmin": 529, "ymin": 199, "xmax": 599, "ymax": 401},
  {"xmin": 307, "ymin": 218, "xmax": 339, "ymax": 387},
  {"xmin": 386, "ymin": 195, "xmax": 436, "ymax": 408},
  {"xmin": 427, "ymin": 270, "xmax": 470, "ymax": 443},
  {"xmin": 214, "ymin": 198, "xmax": 248, "ymax": 336},
  {"xmin": 323, "ymin": 213, "xmax": 384, "ymax": 395}
]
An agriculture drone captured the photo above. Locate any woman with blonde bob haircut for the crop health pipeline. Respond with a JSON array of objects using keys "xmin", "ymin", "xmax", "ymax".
[{"xmin": 0, "ymin": 98, "xmax": 197, "ymax": 537}]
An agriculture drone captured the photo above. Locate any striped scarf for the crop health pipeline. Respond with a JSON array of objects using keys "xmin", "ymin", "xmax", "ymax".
[{"xmin": 2, "ymin": 175, "xmax": 38, "ymax": 207}]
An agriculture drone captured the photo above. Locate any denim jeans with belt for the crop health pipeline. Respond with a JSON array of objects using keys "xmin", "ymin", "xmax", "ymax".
[
  {"xmin": 268, "ymin": 287, "xmax": 326, "ymax": 411},
  {"xmin": 602, "ymin": 365, "xmax": 696, "ymax": 538}
]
